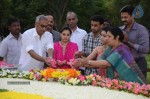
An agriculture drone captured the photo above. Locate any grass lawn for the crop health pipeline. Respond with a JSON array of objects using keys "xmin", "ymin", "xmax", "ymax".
[{"xmin": 146, "ymin": 54, "xmax": 150, "ymax": 83}]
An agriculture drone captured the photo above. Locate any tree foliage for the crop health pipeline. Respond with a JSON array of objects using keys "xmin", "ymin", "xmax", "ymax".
[{"xmin": 0, "ymin": 0, "xmax": 149, "ymax": 37}]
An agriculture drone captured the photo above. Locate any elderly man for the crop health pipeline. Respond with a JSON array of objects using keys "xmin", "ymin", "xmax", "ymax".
[
  {"xmin": 46, "ymin": 15, "xmax": 61, "ymax": 43},
  {"xmin": 19, "ymin": 15, "xmax": 54, "ymax": 71},
  {"xmin": 0, "ymin": 17, "xmax": 22, "ymax": 64}
]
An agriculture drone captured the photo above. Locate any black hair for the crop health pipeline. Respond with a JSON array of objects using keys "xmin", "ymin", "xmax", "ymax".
[
  {"xmin": 90, "ymin": 15, "xmax": 104, "ymax": 25},
  {"xmin": 8, "ymin": 16, "xmax": 20, "ymax": 26},
  {"xmin": 120, "ymin": 5, "xmax": 135, "ymax": 16},
  {"xmin": 103, "ymin": 18, "xmax": 111, "ymax": 27},
  {"xmin": 60, "ymin": 26, "xmax": 72, "ymax": 35},
  {"xmin": 102, "ymin": 27, "xmax": 110, "ymax": 33},
  {"xmin": 108, "ymin": 27, "xmax": 124, "ymax": 42}
]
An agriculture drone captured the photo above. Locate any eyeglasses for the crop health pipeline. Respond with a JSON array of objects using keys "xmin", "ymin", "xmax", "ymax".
[{"xmin": 38, "ymin": 23, "xmax": 47, "ymax": 29}]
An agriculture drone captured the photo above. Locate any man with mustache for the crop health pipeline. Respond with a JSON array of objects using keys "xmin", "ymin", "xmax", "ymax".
[
  {"xmin": 46, "ymin": 15, "xmax": 61, "ymax": 43},
  {"xmin": 0, "ymin": 17, "xmax": 22, "ymax": 64},
  {"xmin": 120, "ymin": 5, "xmax": 149, "ymax": 78}
]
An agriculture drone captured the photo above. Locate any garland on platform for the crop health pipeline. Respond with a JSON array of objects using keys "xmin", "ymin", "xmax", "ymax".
[{"xmin": 0, "ymin": 68, "xmax": 150, "ymax": 97}]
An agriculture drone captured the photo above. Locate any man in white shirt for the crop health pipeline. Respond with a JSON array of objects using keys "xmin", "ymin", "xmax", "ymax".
[
  {"xmin": 0, "ymin": 17, "xmax": 22, "ymax": 64},
  {"xmin": 66, "ymin": 11, "xmax": 87, "ymax": 51},
  {"xmin": 19, "ymin": 15, "xmax": 54, "ymax": 71}
]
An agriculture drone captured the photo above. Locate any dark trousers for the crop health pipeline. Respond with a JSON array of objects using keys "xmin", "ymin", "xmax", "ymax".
[{"xmin": 135, "ymin": 57, "xmax": 147, "ymax": 78}]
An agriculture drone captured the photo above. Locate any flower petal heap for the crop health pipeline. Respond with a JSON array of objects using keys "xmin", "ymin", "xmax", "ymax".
[{"xmin": 42, "ymin": 68, "xmax": 80, "ymax": 80}]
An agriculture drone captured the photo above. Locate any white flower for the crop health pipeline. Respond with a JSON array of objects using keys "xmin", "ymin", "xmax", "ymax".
[
  {"xmin": 22, "ymin": 71, "xmax": 29, "ymax": 75},
  {"xmin": 6, "ymin": 69, "xmax": 11, "ymax": 73},
  {"xmin": 83, "ymin": 80, "xmax": 88, "ymax": 85},
  {"xmin": 36, "ymin": 72, "xmax": 41, "ymax": 75},
  {"xmin": 68, "ymin": 78, "xmax": 74, "ymax": 83},
  {"xmin": 18, "ymin": 73, "xmax": 23, "ymax": 78},
  {"xmin": 10, "ymin": 70, "xmax": 18, "ymax": 74},
  {"xmin": 12, "ymin": 74, "xmax": 17, "ymax": 78},
  {"xmin": 2, "ymin": 71, "xmax": 7, "ymax": 76},
  {"xmin": 68, "ymin": 78, "xmax": 80, "ymax": 85},
  {"xmin": 8, "ymin": 75, "xmax": 12, "ymax": 78},
  {"xmin": 2, "ymin": 69, "xmax": 6, "ymax": 72},
  {"xmin": 22, "ymin": 71, "xmax": 30, "ymax": 77},
  {"xmin": 65, "ymin": 81, "xmax": 71, "ymax": 86},
  {"xmin": 0, "ymin": 71, "xmax": 2, "ymax": 75}
]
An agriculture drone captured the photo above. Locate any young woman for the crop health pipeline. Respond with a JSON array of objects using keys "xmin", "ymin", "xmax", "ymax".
[
  {"xmin": 75, "ymin": 27, "xmax": 146, "ymax": 85},
  {"xmin": 86, "ymin": 27, "xmax": 109, "ymax": 77},
  {"xmin": 53, "ymin": 26, "xmax": 78, "ymax": 69}
]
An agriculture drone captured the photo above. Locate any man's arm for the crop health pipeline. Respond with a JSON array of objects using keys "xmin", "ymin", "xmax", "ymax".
[
  {"xmin": 132, "ymin": 28, "xmax": 149, "ymax": 53},
  {"xmin": 22, "ymin": 32, "xmax": 46, "ymax": 63},
  {"xmin": 0, "ymin": 39, "xmax": 8, "ymax": 61},
  {"xmin": 46, "ymin": 32, "xmax": 54, "ymax": 58},
  {"xmin": 28, "ymin": 50, "xmax": 45, "ymax": 62},
  {"xmin": 47, "ymin": 48, "xmax": 53, "ymax": 58}
]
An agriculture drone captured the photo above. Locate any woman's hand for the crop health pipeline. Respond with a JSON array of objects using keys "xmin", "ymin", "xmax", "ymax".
[
  {"xmin": 45, "ymin": 57, "xmax": 57, "ymax": 68},
  {"xmin": 73, "ymin": 58, "xmax": 82, "ymax": 67},
  {"xmin": 74, "ymin": 51, "xmax": 85, "ymax": 58},
  {"xmin": 56, "ymin": 60, "xmax": 63, "ymax": 66},
  {"xmin": 73, "ymin": 58, "xmax": 89, "ymax": 67},
  {"xmin": 56, "ymin": 60, "xmax": 67, "ymax": 66},
  {"xmin": 62, "ymin": 60, "xmax": 67, "ymax": 65},
  {"xmin": 81, "ymin": 58, "xmax": 89, "ymax": 66}
]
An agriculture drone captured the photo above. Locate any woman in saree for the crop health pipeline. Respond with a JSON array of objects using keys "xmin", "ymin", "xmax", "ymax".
[
  {"xmin": 74, "ymin": 27, "xmax": 146, "ymax": 85},
  {"xmin": 53, "ymin": 26, "xmax": 78, "ymax": 69}
]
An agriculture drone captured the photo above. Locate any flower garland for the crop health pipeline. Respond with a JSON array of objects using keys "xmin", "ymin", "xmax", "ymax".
[
  {"xmin": 0, "ymin": 68, "xmax": 80, "ymax": 81},
  {"xmin": 59, "ymin": 74, "xmax": 150, "ymax": 97},
  {"xmin": 42, "ymin": 68, "xmax": 80, "ymax": 80},
  {"xmin": 0, "ymin": 69, "xmax": 150, "ymax": 97}
]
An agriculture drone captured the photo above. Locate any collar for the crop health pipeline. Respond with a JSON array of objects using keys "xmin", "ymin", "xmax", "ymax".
[
  {"xmin": 33, "ymin": 28, "xmax": 39, "ymax": 37},
  {"xmin": 33, "ymin": 28, "xmax": 48, "ymax": 39},
  {"xmin": 91, "ymin": 32, "xmax": 101, "ymax": 38},
  {"xmin": 72, "ymin": 27, "xmax": 80, "ymax": 33},
  {"xmin": 8, "ymin": 33, "xmax": 22, "ymax": 39},
  {"xmin": 121, "ymin": 22, "xmax": 137, "ymax": 30}
]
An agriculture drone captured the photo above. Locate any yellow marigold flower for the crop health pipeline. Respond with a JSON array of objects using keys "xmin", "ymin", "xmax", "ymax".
[
  {"xmin": 29, "ymin": 74, "xmax": 34, "ymax": 80},
  {"xmin": 40, "ymin": 70, "xmax": 43, "ymax": 74},
  {"xmin": 76, "ymin": 71, "xmax": 81, "ymax": 76},
  {"xmin": 64, "ymin": 71, "xmax": 70, "ymax": 77}
]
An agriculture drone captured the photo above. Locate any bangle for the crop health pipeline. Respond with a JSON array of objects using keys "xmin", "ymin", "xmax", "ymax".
[
  {"xmin": 88, "ymin": 60, "xmax": 92, "ymax": 66},
  {"xmin": 48, "ymin": 56, "xmax": 52, "ymax": 59}
]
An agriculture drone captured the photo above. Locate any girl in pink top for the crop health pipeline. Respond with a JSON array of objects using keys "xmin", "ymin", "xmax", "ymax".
[{"xmin": 53, "ymin": 26, "xmax": 78, "ymax": 69}]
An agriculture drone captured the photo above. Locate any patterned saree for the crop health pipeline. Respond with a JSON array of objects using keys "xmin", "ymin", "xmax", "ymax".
[{"xmin": 98, "ymin": 44, "xmax": 146, "ymax": 85}]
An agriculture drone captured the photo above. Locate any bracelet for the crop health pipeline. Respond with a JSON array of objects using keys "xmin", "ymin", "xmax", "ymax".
[
  {"xmin": 88, "ymin": 60, "xmax": 92, "ymax": 66},
  {"xmin": 48, "ymin": 56, "xmax": 52, "ymax": 58}
]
